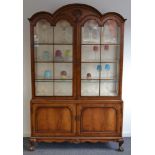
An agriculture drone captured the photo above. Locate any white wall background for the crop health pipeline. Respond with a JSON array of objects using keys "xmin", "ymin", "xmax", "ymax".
[{"xmin": 23, "ymin": 0, "xmax": 131, "ymax": 137}]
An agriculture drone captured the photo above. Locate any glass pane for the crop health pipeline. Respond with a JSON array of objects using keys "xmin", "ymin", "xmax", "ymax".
[
  {"xmin": 81, "ymin": 80, "xmax": 99, "ymax": 96},
  {"xmin": 100, "ymin": 80, "xmax": 118, "ymax": 96},
  {"xmin": 81, "ymin": 63, "xmax": 100, "ymax": 79},
  {"xmin": 101, "ymin": 20, "xmax": 120, "ymax": 44},
  {"xmin": 35, "ymin": 63, "xmax": 53, "ymax": 79},
  {"xmin": 81, "ymin": 45, "xmax": 100, "ymax": 62},
  {"xmin": 101, "ymin": 45, "xmax": 120, "ymax": 61},
  {"xmin": 54, "ymin": 80, "xmax": 72, "ymax": 96},
  {"xmin": 54, "ymin": 63, "xmax": 72, "ymax": 79},
  {"xmin": 35, "ymin": 81, "xmax": 53, "ymax": 96},
  {"xmin": 101, "ymin": 63, "xmax": 119, "ymax": 79},
  {"xmin": 34, "ymin": 19, "xmax": 53, "ymax": 43},
  {"xmin": 82, "ymin": 20, "xmax": 100, "ymax": 44},
  {"xmin": 34, "ymin": 45, "xmax": 53, "ymax": 61},
  {"xmin": 54, "ymin": 45, "xmax": 72, "ymax": 62},
  {"xmin": 54, "ymin": 20, "xmax": 73, "ymax": 44}
]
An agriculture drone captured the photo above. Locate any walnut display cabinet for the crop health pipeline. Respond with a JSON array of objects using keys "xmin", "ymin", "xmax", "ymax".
[{"xmin": 28, "ymin": 4, "xmax": 126, "ymax": 151}]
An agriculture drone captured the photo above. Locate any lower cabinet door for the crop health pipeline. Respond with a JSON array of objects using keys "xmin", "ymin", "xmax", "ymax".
[
  {"xmin": 77, "ymin": 103, "xmax": 122, "ymax": 136},
  {"xmin": 31, "ymin": 103, "xmax": 76, "ymax": 136}
]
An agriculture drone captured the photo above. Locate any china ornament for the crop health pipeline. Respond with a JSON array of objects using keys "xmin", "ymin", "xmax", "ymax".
[
  {"xmin": 44, "ymin": 70, "xmax": 52, "ymax": 79},
  {"xmin": 61, "ymin": 70, "xmax": 67, "ymax": 79}
]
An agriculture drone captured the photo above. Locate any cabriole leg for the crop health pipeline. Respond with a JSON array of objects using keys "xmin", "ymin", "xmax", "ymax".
[
  {"xmin": 29, "ymin": 138, "xmax": 36, "ymax": 151},
  {"xmin": 117, "ymin": 139, "xmax": 124, "ymax": 152}
]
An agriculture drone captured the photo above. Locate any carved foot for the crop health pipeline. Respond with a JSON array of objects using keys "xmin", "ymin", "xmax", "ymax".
[
  {"xmin": 29, "ymin": 146, "xmax": 35, "ymax": 151},
  {"xmin": 117, "ymin": 139, "xmax": 124, "ymax": 152},
  {"xmin": 29, "ymin": 138, "xmax": 36, "ymax": 151}
]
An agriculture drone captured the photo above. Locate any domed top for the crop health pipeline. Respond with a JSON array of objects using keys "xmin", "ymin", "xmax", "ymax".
[{"xmin": 29, "ymin": 3, "xmax": 126, "ymax": 24}]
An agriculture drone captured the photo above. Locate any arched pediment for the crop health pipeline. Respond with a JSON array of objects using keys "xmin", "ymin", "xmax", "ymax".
[{"xmin": 29, "ymin": 4, "xmax": 126, "ymax": 26}]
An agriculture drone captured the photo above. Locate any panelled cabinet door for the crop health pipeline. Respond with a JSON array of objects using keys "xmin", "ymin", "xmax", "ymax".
[
  {"xmin": 80, "ymin": 19, "xmax": 120, "ymax": 97},
  {"xmin": 31, "ymin": 103, "xmax": 76, "ymax": 136},
  {"xmin": 33, "ymin": 19, "xmax": 74, "ymax": 97},
  {"xmin": 77, "ymin": 103, "xmax": 122, "ymax": 136}
]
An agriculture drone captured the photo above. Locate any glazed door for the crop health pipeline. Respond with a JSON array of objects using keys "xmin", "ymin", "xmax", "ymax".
[
  {"xmin": 77, "ymin": 102, "xmax": 122, "ymax": 136},
  {"xmin": 33, "ymin": 19, "xmax": 75, "ymax": 98},
  {"xmin": 31, "ymin": 103, "xmax": 76, "ymax": 136},
  {"xmin": 80, "ymin": 19, "xmax": 121, "ymax": 98}
]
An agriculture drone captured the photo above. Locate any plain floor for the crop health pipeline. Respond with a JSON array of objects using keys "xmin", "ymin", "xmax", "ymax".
[{"xmin": 23, "ymin": 137, "xmax": 131, "ymax": 155}]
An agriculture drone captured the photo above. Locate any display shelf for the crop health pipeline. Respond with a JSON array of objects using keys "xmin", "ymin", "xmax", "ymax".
[
  {"xmin": 81, "ymin": 79, "xmax": 118, "ymax": 80},
  {"xmin": 35, "ymin": 79, "xmax": 72, "ymax": 81},
  {"xmin": 81, "ymin": 61, "xmax": 119, "ymax": 63},
  {"xmin": 34, "ymin": 43, "xmax": 73, "ymax": 45},
  {"xmin": 34, "ymin": 61, "xmax": 55, "ymax": 63},
  {"xmin": 34, "ymin": 43, "xmax": 53, "ymax": 45},
  {"xmin": 35, "ymin": 61, "xmax": 73, "ymax": 63},
  {"xmin": 35, "ymin": 61, "xmax": 119, "ymax": 63},
  {"xmin": 81, "ymin": 43, "xmax": 120, "ymax": 45}
]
